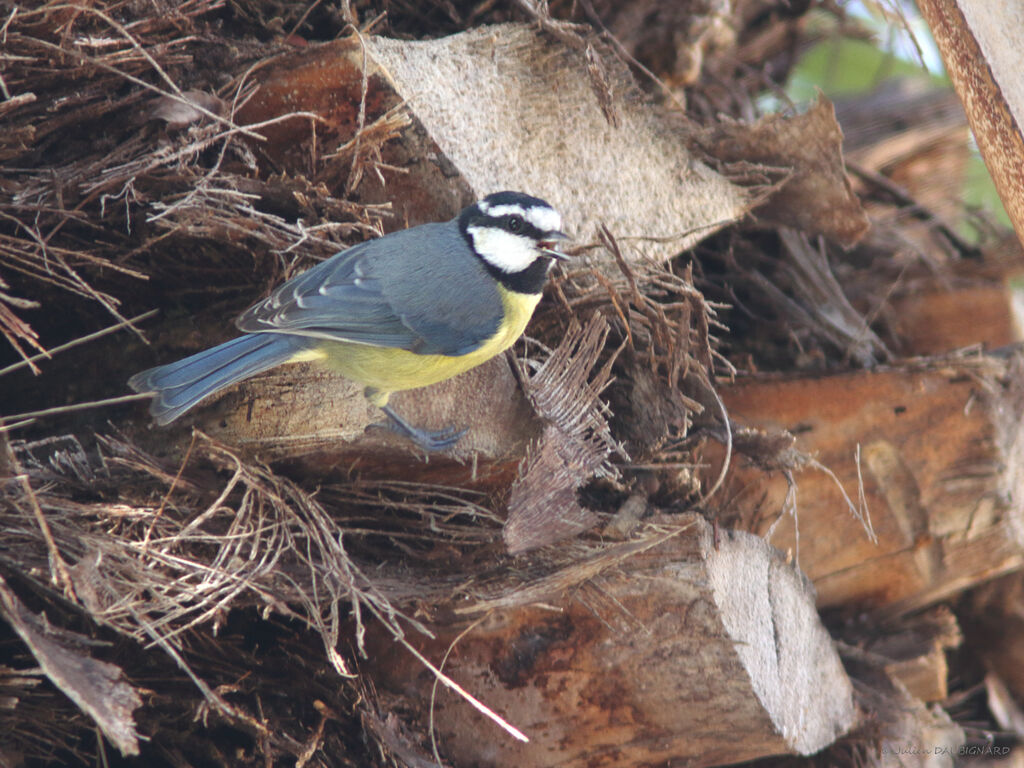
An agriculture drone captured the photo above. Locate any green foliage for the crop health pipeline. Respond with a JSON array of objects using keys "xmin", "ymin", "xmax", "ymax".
[
  {"xmin": 782, "ymin": 15, "xmax": 1011, "ymax": 236},
  {"xmin": 787, "ymin": 37, "xmax": 940, "ymax": 102}
]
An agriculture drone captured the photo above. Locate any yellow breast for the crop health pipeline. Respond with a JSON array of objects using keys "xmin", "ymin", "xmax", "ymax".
[{"xmin": 289, "ymin": 286, "xmax": 541, "ymax": 404}]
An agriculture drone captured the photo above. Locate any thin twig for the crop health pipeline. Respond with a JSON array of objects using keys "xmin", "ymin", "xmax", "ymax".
[
  {"xmin": 694, "ymin": 384, "xmax": 732, "ymax": 507},
  {"xmin": 0, "ymin": 393, "xmax": 151, "ymax": 430},
  {"xmin": 5, "ymin": 441, "xmax": 76, "ymax": 598},
  {"xmin": 142, "ymin": 430, "xmax": 199, "ymax": 551},
  {"xmin": 430, "ymin": 615, "xmax": 488, "ymax": 764},
  {"xmin": 21, "ymin": 3, "xmax": 262, "ymax": 139},
  {"xmin": 0, "ymin": 309, "xmax": 158, "ymax": 377},
  {"xmin": 397, "ymin": 633, "xmax": 529, "ymax": 743}
]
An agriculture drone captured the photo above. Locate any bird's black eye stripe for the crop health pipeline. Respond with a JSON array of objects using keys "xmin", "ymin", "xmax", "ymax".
[
  {"xmin": 500, "ymin": 213, "xmax": 543, "ymax": 240},
  {"xmin": 457, "ymin": 199, "xmax": 551, "ymax": 243}
]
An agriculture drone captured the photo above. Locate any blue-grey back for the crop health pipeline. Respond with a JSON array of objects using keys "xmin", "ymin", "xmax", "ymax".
[{"xmin": 236, "ymin": 221, "xmax": 503, "ymax": 356}]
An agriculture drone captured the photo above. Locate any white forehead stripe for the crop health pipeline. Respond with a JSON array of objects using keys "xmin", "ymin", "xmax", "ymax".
[{"xmin": 478, "ymin": 202, "xmax": 562, "ymax": 233}]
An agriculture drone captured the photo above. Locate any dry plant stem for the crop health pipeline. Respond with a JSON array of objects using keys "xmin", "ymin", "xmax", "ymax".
[
  {"xmin": 12, "ymin": 463, "xmax": 75, "ymax": 598},
  {"xmin": 697, "ymin": 385, "xmax": 732, "ymax": 507},
  {"xmin": 0, "ymin": 575, "xmax": 142, "ymax": 756},
  {"xmin": 143, "ymin": 82, "xmax": 263, "ymax": 225},
  {"xmin": 19, "ymin": 3, "xmax": 263, "ymax": 141},
  {"xmin": 392, "ymin": 625, "xmax": 530, "ymax": 746},
  {"xmin": 575, "ymin": 0, "xmax": 688, "ymax": 114},
  {"xmin": 846, "ymin": 161, "xmax": 980, "ymax": 258},
  {"xmin": 458, "ymin": 524, "xmax": 694, "ymax": 616},
  {"xmin": 142, "ymin": 430, "xmax": 199, "ymax": 551},
  {"xmin": 345, "ymin": 25, "xmax": 370, "ymax": 195},
  {"xmin": 3, "ymin": 434, "xmax": 74, "ymax": 595},
  {"xmin": 140, "ymin": 109, "xmax": 330, "ymax": 223},
  {"xmin": 916, "ymin": 0, "xmax": 1024, "ymax": 244},
  {"xmin": 430, "ymin": 615, "xmax": 489, "ymax": 764},
  {"xmin": 0, "ymin": 211, "xmax": 133, "ymax": 337},
  {"xmin": 0, "ymin": 309, "xmax": 158, "ymax": 377},
  {"xmin": 4, "ymin": 429, "xmax": 437, "ymax": 701},
  {"xmin": 287, "ymin": 0, "xmax": 324, "ymax": 40},
  {"xmin": 0, "ymin": 394, "xmax": 152, "ymax": 432},
  {"xmin": 0, "ymin": 227, "xmax": 144, "ymax": 283},
  {"xmin": 124, "ymin": 595, "xmax": 262, "ymax": 733},
  {"xmin": 294, "ymin": 705, "xmax": 330, "ymax": 768},
  {"xmin": 504, "ymin": 315, "xmax": 625, "ymax": 552}
]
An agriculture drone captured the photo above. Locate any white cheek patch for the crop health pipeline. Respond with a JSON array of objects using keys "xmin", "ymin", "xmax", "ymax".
[{"xmin": 467, "ymin": 226, "xmax": 539, "ymax": 273}]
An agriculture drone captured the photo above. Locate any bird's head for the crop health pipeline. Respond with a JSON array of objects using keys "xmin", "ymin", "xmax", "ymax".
[{"xmin": 459, "ymin": 192, "xmax": 569, "ymax": 292}]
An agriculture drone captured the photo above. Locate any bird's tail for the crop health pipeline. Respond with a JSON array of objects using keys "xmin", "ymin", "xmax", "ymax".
[{"xmin": 128, "ymin": 334, "xmax": 311, "ymax": 425}]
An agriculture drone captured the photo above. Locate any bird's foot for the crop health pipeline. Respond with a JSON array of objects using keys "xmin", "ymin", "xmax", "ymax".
[{"xmin": 374, "ymin": 405, "xmax": 467, "ymax": 453}]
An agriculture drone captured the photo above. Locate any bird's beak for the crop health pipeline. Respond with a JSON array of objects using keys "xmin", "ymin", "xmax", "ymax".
[{"xmin": 540, "ymin": 230, "xmax": 571, "ymax": 261}]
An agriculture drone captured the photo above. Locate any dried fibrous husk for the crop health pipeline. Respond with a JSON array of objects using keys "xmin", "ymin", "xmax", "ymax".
[
  {"xmin": 695, "ymin": 94, "xmax": 871, "ymax": 247},
  {"xmin": 504, "ymin": 315, "xmax": 626, "ymax": 553}
]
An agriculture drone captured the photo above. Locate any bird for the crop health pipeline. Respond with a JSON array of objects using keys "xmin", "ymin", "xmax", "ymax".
[{"xmin": 128, "ymin": 191, "xmax": 569, "ymax": 451}]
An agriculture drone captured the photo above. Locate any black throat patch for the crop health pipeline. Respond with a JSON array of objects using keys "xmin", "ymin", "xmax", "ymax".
[{"xmin": 481, "ymin": 255, "xmax": 552, "ymax": 295}]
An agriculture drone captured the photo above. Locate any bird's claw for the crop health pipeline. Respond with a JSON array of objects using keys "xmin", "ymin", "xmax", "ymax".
[
  {"xmin": 409, "ymin": 424, "xmax": 467, "ymax": 452},
  {"xmin": 372, "ymin": 405, "xmax": 467, "ymax": 453}
]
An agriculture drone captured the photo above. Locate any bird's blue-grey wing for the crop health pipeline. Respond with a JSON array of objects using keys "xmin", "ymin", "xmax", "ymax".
[{"xmin": 235, "ymin": 224, "xmax": 503, "ymax": 356}]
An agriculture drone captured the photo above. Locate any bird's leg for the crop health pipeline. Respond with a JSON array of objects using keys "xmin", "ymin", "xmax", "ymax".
[
  {"xmin": 364, "ymin": 387, "xmax": 466, "ymax": 452},
  {"xmin": 378, "ymin": 404, "xmax": 467, "ymax": 452}
]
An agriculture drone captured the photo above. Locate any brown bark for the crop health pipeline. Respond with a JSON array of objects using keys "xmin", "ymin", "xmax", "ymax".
[
  {"xmin": 364, "ymin": 515, "xmax": 857, "ymax": 767},
  {"xmin": 917, "ymin": 0, "xmax": 1024, "ymax": 247},
  {"xmin": 181, "ymin": 356, "xmax": 539, "ymax": 487},
  {"xmin": 878, "ymin": 693, "xmax": 964, "ymax": 768},
  {"xmin": 867, "ymin": 606, "xmax": 962, "ymax": 704},
  {"xmin": 964, "ymin": 572, "xmax": 1024, "ymax": 701},
  {"xmin": 889, "ymin": 283, "xmax": 1022, "ymax": 356},
  {"xmin": 711, "ymin": 356, "xmax": 1024, "ymax": 615}
]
